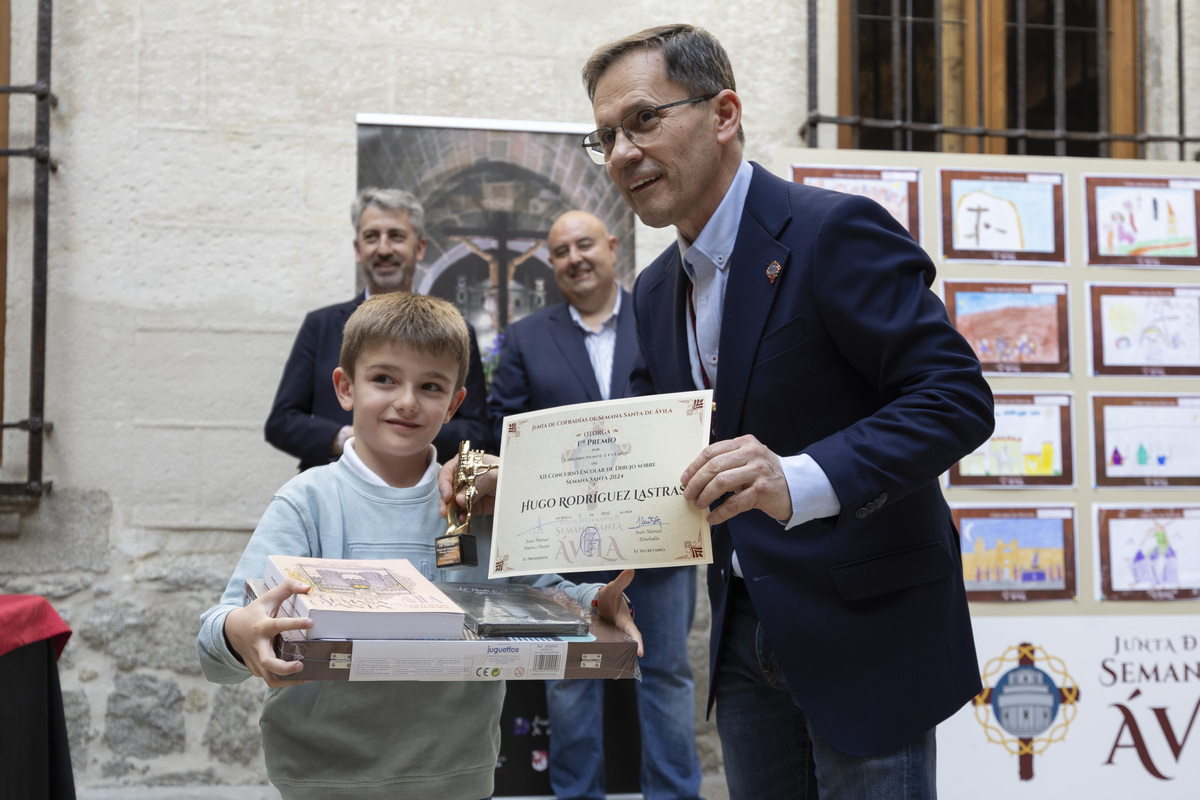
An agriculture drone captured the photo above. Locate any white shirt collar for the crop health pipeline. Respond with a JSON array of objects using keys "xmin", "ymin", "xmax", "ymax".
[
  {"xmin": 566, "ymin": 285, "xmax": 622, "ymax": 333},
  {"xmin": 341, "ymin": 438, "xmax": 438, "ymax": 488}
]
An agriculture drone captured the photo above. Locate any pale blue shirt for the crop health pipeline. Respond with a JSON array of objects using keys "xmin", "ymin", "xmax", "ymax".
[
  {"xmin": 678, "ymin": 161, "xmax": 841, "ymax": 551},
  {"xmin": 567, "ymin": 288, "xmax": 622, "ymax": 402}
]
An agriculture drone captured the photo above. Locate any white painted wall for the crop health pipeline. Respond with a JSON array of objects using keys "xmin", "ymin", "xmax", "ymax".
[{"xmin": 5, "ymin": 2, "xmax": 810, "ymax": 520}]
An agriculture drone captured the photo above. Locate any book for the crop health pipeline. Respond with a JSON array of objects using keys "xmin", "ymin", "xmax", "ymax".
[
  {"xmin": 242, "ymin": 580, "xmax": 639, "ymax": 682},
  {"xmin": 433, "ymin": 582, "xmax": 591, "ymax": 638},
  {"xmin": 263, "ymin": 555, "xmax": 464, "ymax": 641}
]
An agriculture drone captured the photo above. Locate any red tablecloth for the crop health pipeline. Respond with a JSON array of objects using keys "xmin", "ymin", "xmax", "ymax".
[
  {"xmin": 0, "ymin": 595, "xmax": 72, "ymax": 659},
  {"xmin": 0, "ymin": 595, "xmax": 76, "ymax": 799}
]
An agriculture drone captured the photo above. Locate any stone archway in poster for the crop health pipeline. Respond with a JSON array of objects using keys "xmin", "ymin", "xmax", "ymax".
[
  {"xmin": 357, "ymin": 115, "xmax": 636, "ymax": 385},
  {"xmin": 356, "ymin": 114, "xmax": 640, "ymax": 798}
]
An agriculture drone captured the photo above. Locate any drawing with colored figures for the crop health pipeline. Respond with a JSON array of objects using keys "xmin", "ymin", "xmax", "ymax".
[
  {"xmin": 1102, "ymin": 403, "xmax": 1200, "ymax": 479},
  {"xmin": 958, "ymin": 404, "xmax": 1065, "ymax": 478},
  {"xmin": 1106, "ymin": 516, "xmax": 1200, "ymax": 593},
  {"xmin": 802, "ymin": 176, "xmax": 912, "ymax": 235},
  {"xmin": 960, "ymin": 516, "xmax": 1068, "ymax": 593},
  {"xmin": 952, "ymin": 289, "xmax": 1063, "ymax": 367},
  {"xmin": 792, "ymin": 164, "xmax": 921, "ymax": 242},
  {"xmin": 1095, "ymin": 186, "xmax": 1197, "ymax": 258},
  {"xmin": 1099, "ymin": 293, "xmax": 1200, "ymax": 368}
]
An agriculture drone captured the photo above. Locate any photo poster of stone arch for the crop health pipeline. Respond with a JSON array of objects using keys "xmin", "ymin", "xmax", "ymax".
[
  {"xmin": 950, "ymin": 504, "xmax": 1077, "ymax": 602},
  {"xmin": 948, "ymin": 392, "xmax": 1074, "ymax": 488},
  {"xmin": 943, "ymin": 279, "xmax": 1071, "ymax": 375},
  {"xmin": 939, "ymin": 167, "xmax": 1067, "ymax": 264},
  {"xmin": 789, "ymin": 164, "xmax": 921, "ymax": 244},
  {"xmin": 1087, "ymin": 283, "xmax": 1200, "ymax": 377},
  {"xmin": 1084, "ymin": 174, "xmax": 1200, "ymax": 268},
  {"xmin": 1091, "ymin": 393, "xmax": 1200, "ymax": 488},
  {"xmin": 355, "ymin": 114, "xmax": 636, "ymax": 381},
  {"xmin": 1094, "ymin": 505, "xmax": 1200, "ymax": 601}
]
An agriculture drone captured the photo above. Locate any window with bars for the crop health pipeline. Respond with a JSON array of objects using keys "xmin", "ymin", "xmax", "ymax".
[
  {"xmin": 0, "ymin": 0, "xmax": 55, "ymax": 496},
  {"xmin": 805, "ymin": 0, "xmax": 1196, "ymax": 159}
]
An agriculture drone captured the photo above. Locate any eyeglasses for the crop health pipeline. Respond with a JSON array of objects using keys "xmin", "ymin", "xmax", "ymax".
[{"xmin": 581, "ymin": 94, "xmax": 716, "ymax": 165}]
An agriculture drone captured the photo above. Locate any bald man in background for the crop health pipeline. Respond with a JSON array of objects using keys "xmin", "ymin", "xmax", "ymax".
[{"xmin": 487, "ymin": 210, "xmax": 702, "ymax": 800}]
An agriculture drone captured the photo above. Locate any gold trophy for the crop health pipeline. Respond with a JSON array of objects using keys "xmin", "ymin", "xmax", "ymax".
[{"xmin": 437, "ymin": 441, "xmax": 498, "ymax": 569}]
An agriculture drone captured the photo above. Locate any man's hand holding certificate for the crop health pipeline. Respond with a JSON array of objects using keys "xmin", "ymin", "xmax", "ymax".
[{"xmin": 488, "ymin": 390, "xmax": 714, "ymax": 578}]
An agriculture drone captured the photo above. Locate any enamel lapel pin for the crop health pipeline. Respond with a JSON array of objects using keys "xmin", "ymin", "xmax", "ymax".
[{"xmin": 766, "ymin": 260, "xmax": 782, "ymax": 284}]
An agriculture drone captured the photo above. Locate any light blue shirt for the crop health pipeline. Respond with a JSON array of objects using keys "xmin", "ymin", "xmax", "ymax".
[
  {"xmin": 567, "ymin": 288, "xmax": 622, "ymax": 402},
  {"xmin": 678, "ymin": 161, "xmax": 841, "ymax": 549}
]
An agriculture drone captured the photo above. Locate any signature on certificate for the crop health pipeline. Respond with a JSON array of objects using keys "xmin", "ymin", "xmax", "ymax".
[
  {"xmin": 518, "ymin": 516, "xmax": 564, "ymax": 538},
  {"xmin": 630, "ymin": 515, "xmax": 668, "ymax": 530}
]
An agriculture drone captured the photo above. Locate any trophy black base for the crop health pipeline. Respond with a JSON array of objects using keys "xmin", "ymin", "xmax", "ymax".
[{"xmin": 435, "ymin": 531, "xmax": 478, "ymax": 569}]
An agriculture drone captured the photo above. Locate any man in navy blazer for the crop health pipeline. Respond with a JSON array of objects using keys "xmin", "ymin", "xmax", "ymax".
[
  {"xmin": 266, "ymin": 188, "xmax": 490, "ymax": 471},
  {"xmin": 488, "ymin": 210, "xmax": 703, "ymax": 800},
  {"xmin": 581, "ymin": 25, "xmax": 996, "ymax": 799}
]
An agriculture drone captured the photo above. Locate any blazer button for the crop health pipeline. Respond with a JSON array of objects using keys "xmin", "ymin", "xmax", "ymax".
[
  {"xmin": 879, "ymin": 492, "xmax": 888, "ymax": 505},
  {"xmin": 855, "ymin": 508, "xmax": 869, "ymax": 520}
]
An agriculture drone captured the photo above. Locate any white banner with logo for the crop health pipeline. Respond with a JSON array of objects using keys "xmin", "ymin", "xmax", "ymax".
[{"xmin": 939, "ymin": 615, "xmax": 1200, "ymax": 798}]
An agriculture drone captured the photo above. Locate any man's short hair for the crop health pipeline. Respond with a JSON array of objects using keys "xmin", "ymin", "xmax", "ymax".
[
  {"xmin": 582, "ymin": 24, "xmax": 743, "ymax": 144},
  {"xmin": 351, "ymin": 187, "xmax": 426, "ymax": 239},
  {"xmin": 583, "ymin": 24, "xmax": 736, "ymax": 99},
  {"xmin": 339, "ymin": 292, "xmax": 470, "ymax": 392}
]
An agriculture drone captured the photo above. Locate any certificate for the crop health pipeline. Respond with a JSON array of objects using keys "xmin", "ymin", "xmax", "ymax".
[{"xmin": 489, "ymin": 390, "xmax": 713, "ymax": 578}]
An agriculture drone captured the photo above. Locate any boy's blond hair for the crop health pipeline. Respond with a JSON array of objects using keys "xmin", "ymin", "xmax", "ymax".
[{"xmin": 339, "ymin": 292, "xmax": 470, "ymax": 391}]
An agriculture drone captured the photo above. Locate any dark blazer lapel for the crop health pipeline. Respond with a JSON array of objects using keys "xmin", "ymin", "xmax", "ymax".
[
  {"xmin": 548, "ymin": 304, "xmax": 604, "ymax": 401},
  {"xmin": 714, "ymin": 165, "xmax": 793, "ymax": 441},
  {"xmin": 609, "ymin": 288, "xmax": 638, "ymax": 398},
  {"xmin": 311, "ymin": 294, "xmax": 365, "ymax": 423},
  {"xmin": 640, "ymin": 250, "xmax": 695, "ymax": 393},
  {"xmin": 336, "ymin": 297, "xmax": 359, "ymax": 328}
]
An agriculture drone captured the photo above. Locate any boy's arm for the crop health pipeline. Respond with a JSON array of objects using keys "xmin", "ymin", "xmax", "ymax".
[
  {"xmin": 198, "ymin": 492, "xmax": 319, "ymax": 684},
  {"xmin": 223, "ymin": 580, "xmax": 315, "ymax": 688}
]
